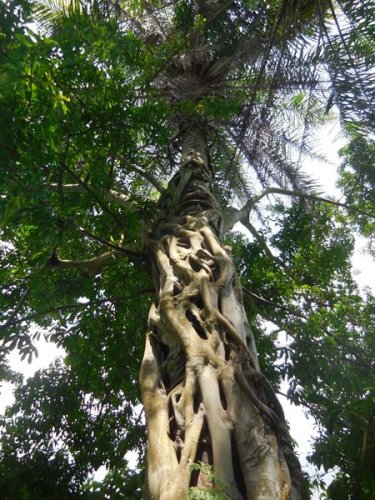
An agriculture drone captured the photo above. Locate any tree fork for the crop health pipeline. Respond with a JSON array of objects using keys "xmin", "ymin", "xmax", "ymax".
[{"xmin": 140, "ymin": 124, "xmax": 309, "ymax": 499}]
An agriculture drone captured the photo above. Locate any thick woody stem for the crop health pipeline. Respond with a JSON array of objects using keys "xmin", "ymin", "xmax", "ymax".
[
  {"xmin": 140, "ymin": 120, "xmax": 308, "ymax": 500},
  {"xmin": 181, "ymin": 122, "xmax": 209, "ymax": 170}
]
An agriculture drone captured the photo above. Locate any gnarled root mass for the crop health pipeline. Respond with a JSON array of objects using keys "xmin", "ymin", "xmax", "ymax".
[
  {"xmin": 140, "ymin": 123, "xmax": 308, "ymax": 499},
  {"xmin": 140, "ymin": 213, "xmax": 308, "ymax": 499}
]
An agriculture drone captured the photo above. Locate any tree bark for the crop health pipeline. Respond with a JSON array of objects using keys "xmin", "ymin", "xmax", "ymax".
[{"xmin": 140, "ymin": 121, "xmax": 308, "ymax": 499}]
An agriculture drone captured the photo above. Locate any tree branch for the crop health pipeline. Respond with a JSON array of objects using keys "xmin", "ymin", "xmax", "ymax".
[
  {"xmin": 48, "ymin": 248, "xmax": 116, "ymax": 275},
  {"xmin": 2, "ymin": 288, "xmax": 29, "ymax": 330},
  {"xmin": 250, "ymin": 187, "xmax": 375, "ymax": 217},
  {"xmin": 48, "ymin": 225, "xmax": 147, "ymax": 275},
  {"xmin": 222, "ymin": 204, "xmax": 252, "ymax": 233},
  {"xmin": 241, "ymin": 220, "xmax": 285, "ymax": 267},
  {"xmin": 276, "ymin": 391, "xmax": 317, "ymax": 413},
  {"xmin": 223, "ymin": 187, "xmax": 375, "ymax": 233},
  {"xmin": 62, "ymin": 166, "xmax": 126, "ymax": 227},
  {"xmin": 78, "ymin": 227, "xmax": 147, "ymax": 261},
  {"xmin": 49, "ymin": 183, "xmax": 134, "ymax": 210},
  {"xmin": 117, "ymin": 155, "xmax": 165, "ymax": 193},
  {"xmin": 198, "ymin": 0, "xmax": 234, "ymax": 24},
  {"xmin": 1, "ymin": 292, "xmax": 154, "ymax": 333},
  {"xmin": 242, "ymin": 289, "xmax": 297, "ymax": 316},
  {"xmin": 223, "ymin": 206, "xmax": 284, "ymax": 265}
]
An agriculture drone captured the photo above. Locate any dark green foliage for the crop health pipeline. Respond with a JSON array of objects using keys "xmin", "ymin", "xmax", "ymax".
[
  {"xmin": 230, "ymin": 202, "xmax": 375, "ymax": 496},
  {"xmin": 0, "ymin": 361, "xmax": 145, "ymax": 498},
  {"xmin": 0, "ymin": 449, "xmax": 87, "ymax": 499},
  {"xmin": 339, "ymin": 136, "xmax": 375, "ymax": 239},
  {"xmin": 0, "ymin": 0, "xmax": 374, "ymax": 498},
  {"xmin": 323, "ymin": 0, "xmax": 375, "ymax": 134}
]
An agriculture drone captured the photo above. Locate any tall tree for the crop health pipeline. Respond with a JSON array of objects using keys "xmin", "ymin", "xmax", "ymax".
[{"xmin": 0, "ymin": 0, "xmax": 374, "ymax": 498}]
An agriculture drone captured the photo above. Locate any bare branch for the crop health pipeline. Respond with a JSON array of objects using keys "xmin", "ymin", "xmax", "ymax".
[
  {"xmin": 106, "ymin": 189, "xmax": 134, "ymax": 207},
  {"xmin": 242, "ymin": 288, "xmax": 302, "ymax": 317},
  {"xmin": 1, "ymin": 292, "xmax": 153, "ymax": 333},
  {"xmin": 223, "ymin": 187, "xmax": 375, "ymax": 233},
  {"xmin": 49, "ymin": 183, "xmax": 134, "ymax": 210},
  {"xmin": 222, "ymin": 204, "xmax": 252, "ymax": 233},
  {"xmin": 48, "ymin": 248, "xmax": 116, "ymax": 275},
  {"xmin": 198, "ymin": 0, "xmax": 234, "ymax": 24},
  {"xmin": 49, "ymin": 182, "xmax": 134, "ymax": 210},
  {"xmin": 250, "ymin": 187, "xmax": 375, "ymax": 217},
  {"xmin": 49, "ymin": 183, "xmax": 82, "ymax": 193}
]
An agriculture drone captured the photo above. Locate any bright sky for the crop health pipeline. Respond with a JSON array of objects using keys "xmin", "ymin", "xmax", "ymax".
[{"xmin": 1, "ymin": 122, "xmax": 374, "ymax": 497}]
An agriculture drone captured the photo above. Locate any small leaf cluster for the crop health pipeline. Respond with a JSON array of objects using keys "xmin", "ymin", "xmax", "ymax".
[{"xmin": 229, "ymin": 201, "xmax": 375, "ymax": 497}]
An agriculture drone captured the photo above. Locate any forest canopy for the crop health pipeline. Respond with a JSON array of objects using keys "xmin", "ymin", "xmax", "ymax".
[{"xmin": 0, "ymin": 0, "xmax": 374, "ymax": 498}]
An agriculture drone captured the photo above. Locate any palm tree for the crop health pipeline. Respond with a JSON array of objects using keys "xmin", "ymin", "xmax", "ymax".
[
  {"xmin": 4, "ymin": 0, "xmax": 375, "ymax": 498},
  {"xmin": 126, "ymin": 2, "xmax": 373, "ymax": 497}
]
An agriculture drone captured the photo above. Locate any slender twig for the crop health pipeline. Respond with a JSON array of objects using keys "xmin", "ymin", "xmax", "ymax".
[
  {"xmin": 199, "ymin": 0, "xmax": 234, "ymax": 24},
  {"xmin": 242, "ymin": 288, "xmax": 299, "ymax": 317},
  {"xmin": 6, "ymin": 171, "xmax": 146, "ymax": 262},
  {"xmin": 353, "ymin": 409, "xmax": 374, "ymax": 500},
  {"xmin": 117, "ymin": 155, "xmax": 165, "ymax": 193},
  {"xmin": 62, "ymin": 165, "xmax": 125, "ymax": 227},
  {"xmin": 1, "ymin": 292, "xmax": 154, "ymax": 332},
  {"xmin": 240, "ymin": 220, "xmax": 285, "ymax": 267},
  {"xmin": 277, "ymin": 391, "xmax": 316, "ymax": 413},
  {"xmin": 78, "ymin": 227, "xmax": 147, "ymax": 261}
]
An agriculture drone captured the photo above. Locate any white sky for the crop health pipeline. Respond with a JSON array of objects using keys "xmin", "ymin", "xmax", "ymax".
[{"xmin": 0, "ymin": 122, "xmax": 374, "ymax": 497}]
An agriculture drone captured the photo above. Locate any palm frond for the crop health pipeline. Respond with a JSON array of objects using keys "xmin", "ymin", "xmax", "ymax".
[
  {"xmin": 32, "ymin": 0, "xmax": 85, "ymax": 35},
  {"xmin": 319, "ymin": 0, "xmax": 375, "ymax": 135}
]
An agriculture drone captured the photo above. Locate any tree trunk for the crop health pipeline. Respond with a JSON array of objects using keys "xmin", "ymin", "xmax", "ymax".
[{"xmin": 140, "ymin": 121, "xmax": 308, "ymax": 499}]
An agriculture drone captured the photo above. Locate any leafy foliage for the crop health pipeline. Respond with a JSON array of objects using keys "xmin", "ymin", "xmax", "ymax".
[
  {"xmin": 231, "ymin": 202, "xmax": 375, "ymax": 498},
  {"xmin": 189, "ymin": 462, "xmax": 230, "ymax": 499},
  {"xmin": 0, "ymin": 0, "xmax": 374, "ymax": 497},
  {"xmin": 338, "ymin": 136, "xmax": 375, "ymax": 241},
  {"xmin": 0, "ymin": 360, "xmax": 145, "ymax": 498}
]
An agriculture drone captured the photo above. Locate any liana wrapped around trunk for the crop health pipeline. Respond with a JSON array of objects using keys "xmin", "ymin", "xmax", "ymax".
[{"xmin": 140, "ymin": 123, "xmax": 309, "ymax": 500}]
